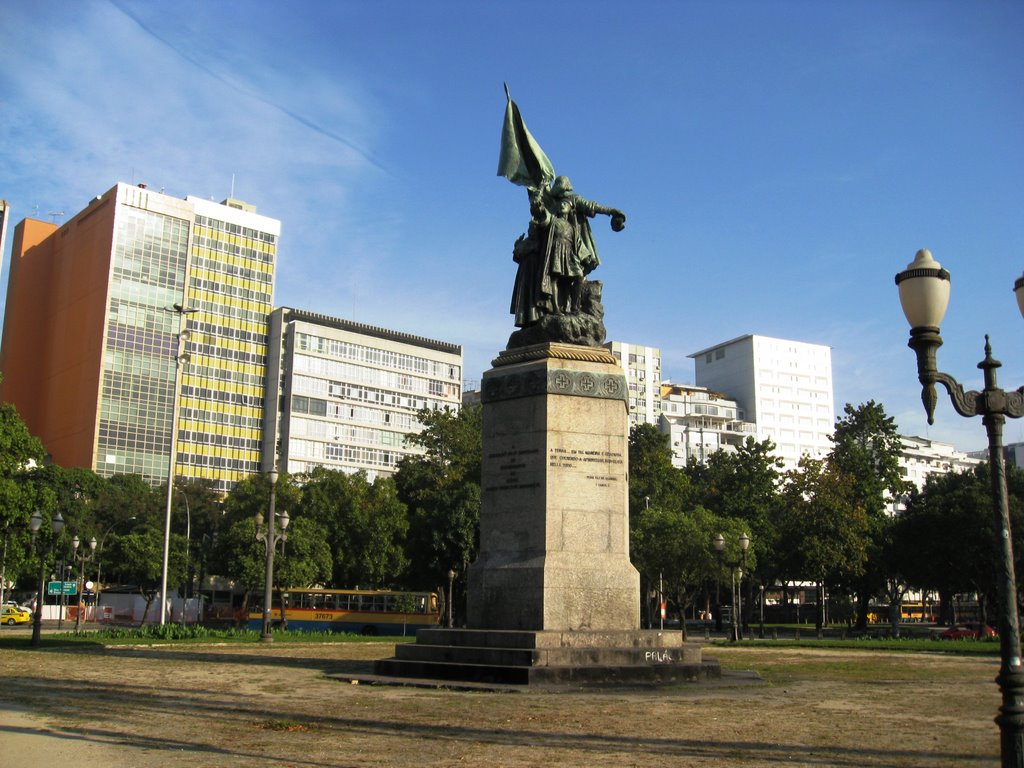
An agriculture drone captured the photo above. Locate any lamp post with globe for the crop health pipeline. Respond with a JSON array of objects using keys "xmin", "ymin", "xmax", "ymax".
[
  {"xmin": 28, "ymin": 511, "xmax": 64, "ymax": 647},
  {"xmin": 71, "ymin": 535, "xmax": 97, "ymax": 631},
  {"xmin": 895, "ymin": 248, "xmax": 1024, "ymax": 766}
]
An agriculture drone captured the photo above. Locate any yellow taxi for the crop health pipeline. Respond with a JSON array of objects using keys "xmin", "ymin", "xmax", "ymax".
[{"xmin": 2, "ymin": 604, "xmax": 31, "ymax": 625}]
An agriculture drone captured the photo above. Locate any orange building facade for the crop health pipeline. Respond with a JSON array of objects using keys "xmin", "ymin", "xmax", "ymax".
[
  {"xmin": 0, "ymin": 183, "xmax": 280, "ymax": 490},
  {"xmin": 1, "ymin": 205, "xmax": 115, "ymax": 471}
]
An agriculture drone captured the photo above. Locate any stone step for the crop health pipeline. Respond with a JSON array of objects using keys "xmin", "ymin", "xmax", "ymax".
[
  {"xmin": 394, "ymin": 641, "xmax": 699, "ymax": 668},
  {"xmin": 374, "ymin": 656, "xmax": 719, "ymax": 687},
  {"xmin": 374, "ymin": 658, "xmax": 531, "ymax": 685}
]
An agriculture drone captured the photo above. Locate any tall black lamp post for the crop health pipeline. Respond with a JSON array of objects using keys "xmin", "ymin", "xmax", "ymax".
[
  {"xmin": 256, "ymin": 471, "xmax": 289, "ymax": 642},
  {"xmin": 28, "ymin": 511, "xmax": 64, "ymax": 648},
  {"xmin": 446, "ymin": 569, "xmax": 456, "ymax": 629},
  {"xmin": 713, "ymin": 534, "xmax": 724, "ymax": 633},
  {"xmin": 71, "ymin": 535, "xmax": 97, "ymax": 631},
  {"xmin": 714, "ymin": 532, "xmax": 750, "ymax": 642},
  {"xmin": 896, "ymin": 248, "xmax": 1024, "ymax": 766}
]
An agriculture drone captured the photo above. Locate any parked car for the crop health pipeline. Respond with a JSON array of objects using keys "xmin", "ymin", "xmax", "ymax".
[
  {"xmin": 938, "ymin": 623, "xmax": 997, "ymax": 640},
  {"xmin": 1, "ymin": 604, "xmax": 31, "ymax": 625}
]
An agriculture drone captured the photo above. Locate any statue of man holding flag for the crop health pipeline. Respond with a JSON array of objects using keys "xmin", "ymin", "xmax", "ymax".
[{"xmin": 498, "ymin": 86, "xmax": 626, "ymax": 349}]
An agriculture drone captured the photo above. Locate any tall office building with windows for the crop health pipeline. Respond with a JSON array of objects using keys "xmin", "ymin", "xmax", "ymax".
[
  {"xmin": 689, "ymin": 334, "xmax": 834, "ymax": 470},
  {"xmin": 603, "ymin": 340, "xmax": 662, "ymax": 426},
  {"xmin": 263, "ymin": 308, "xmax": 463, "ymax": 479},
  {"xmin": 0, "ymin": 182, "xmax": 279, "ymax": 491}
]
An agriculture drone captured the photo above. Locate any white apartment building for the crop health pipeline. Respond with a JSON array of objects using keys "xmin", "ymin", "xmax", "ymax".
[
  {"xmin": 263, "ymin": 308, "xmax": 463, "ymax": 480},
  {"xmin": 658, "ymin": 383, "xmax": 758, "ymax": 468},
  {"xmin": 689, "ymin": 334, "xmax": 834, "ymax": 471},
  {"xmin": 889, "ymin": 435, "xmax": 983, "ymax": 513},
  {"xmin": 603, "ymin": 340, "xmax": 662, "ymax": 427}
]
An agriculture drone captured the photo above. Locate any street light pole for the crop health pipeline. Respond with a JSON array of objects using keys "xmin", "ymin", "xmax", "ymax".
[
  {"xmin": 447, "ymin": 569, "xmax": 456, "ymax": 629},
  {"xmin": 159, "ymin": 302, "xmax": 196, "ymax": 627},
  {"xmin": 714, "ymin": 533, "xmax": 724, "ymax": 634},
  {"xmin": 71, "ymin": 535, "xmax": 97, "ymax": 631},
  {"xmin": 714, "ymin": 532, "xmax": 750, "ymax": 642},
  {"xmin": 28, "ymin": 511, "xmax": 64, "ymax": 648},
  {"xmin": 257, "ymin": 471, "xmax": 288, "ymax": 642},
  {"xmin": 896, "ymin": 249, "xmax": 1024, "ymax": 767}
]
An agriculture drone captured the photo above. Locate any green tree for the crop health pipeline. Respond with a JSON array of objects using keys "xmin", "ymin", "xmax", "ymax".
[
  {"xmin": 88, "ymin": 474, "xmax": 158, "ymax": 592},
  {"xmin": 627, "ymin": 423, "xmax": 690, "ymax": 520},
  {"xmin": 895, "ymin": 464, "xmax": 1024, "ymax": 628},
  {"xmin": 632, "ymin": 503, "xmax": 731, "ymax": 636},
  {"xmin": 219, "ymin": 514, "xmax": 332, "ymax": 626},
  {"xmin": 299, "ymin": 467, "xmax": 408, "ymax": 588},
  {"xmin": 169, "ymin": 477, "xmax": 224, "ymax": 599},
  {"xmin": 272, "ymin": 516, "xmax": 333, "ymax": 589},
  {"xmin": 395, "ymin": 404, "xmax": 482, "ymax": 615},
  {"xmin": 0, "ymin": 400, "xmax": 47, "ymax": 598},
  {"xmin": 686, "ymin": 437, "xmax": 782, "ymax": 629},
  {"xmin": 214, "ymin": 472, "xmax": 306, "ymax": 621},
  {"xmin": 776, "ymin": 456, "xmax": 869, "ymax": 630},
  {"xmin": 829, "ymin": 401, "xmax": 912, "ymax": 630},
  {"xmin": 106, "ymin": 527, "xmax": 187, "ymax": 624}
]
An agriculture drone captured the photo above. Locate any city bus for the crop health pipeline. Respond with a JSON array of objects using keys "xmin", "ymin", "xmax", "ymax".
[{"xmin": 248, "ymin": 588, "xmax": 440, "ymax": 636}]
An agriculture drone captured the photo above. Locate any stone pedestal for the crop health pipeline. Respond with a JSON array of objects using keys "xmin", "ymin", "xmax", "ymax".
[
  {"xmin": 374, "ymin": 343, "xmax": 716, "ymax": 687},
  {"xmin": 467, "ymin": 343, "xmax": 639, "ymax": 630}
]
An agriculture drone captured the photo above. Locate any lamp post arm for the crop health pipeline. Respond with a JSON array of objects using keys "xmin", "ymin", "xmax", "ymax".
[
  {"xmin": 910, "ymin": 330, "xmax": 1024, "ymax": 422},
  {"xmin": 929, "ymin": 372, "xmax": 983, "ymax": 420}
]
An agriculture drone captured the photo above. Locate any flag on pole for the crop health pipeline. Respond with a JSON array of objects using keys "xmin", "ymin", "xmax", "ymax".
[{"xmin": 497, "ymin": 84, "xmax": 555, "ymax": 189}]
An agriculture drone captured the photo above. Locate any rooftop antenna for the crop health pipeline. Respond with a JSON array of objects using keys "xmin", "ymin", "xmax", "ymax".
[
  {"xmin": 47, "ymin": 211, "xmax": 65, "ymax": 224},
  {"xmin": 230, "ymin": 174, "xmax": 236, "ymax": 200}
]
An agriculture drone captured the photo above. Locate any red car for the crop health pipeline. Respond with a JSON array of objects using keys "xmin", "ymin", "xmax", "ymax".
[{"xmin": 938, "ymin": 623, "xmax": 997, "ymax": 640}]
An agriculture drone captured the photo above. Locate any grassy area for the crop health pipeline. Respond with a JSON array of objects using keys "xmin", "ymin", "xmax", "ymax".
[
  {"xmin": 0, "ymin": 639, "xmax": 999, "ymax": 766},
  {"xmin": 711, "ymin": 635, "xmax": 1001, "ymax": 655},
  {"xmin": 0, "ymin": 624, "xmax": 417, "ymax": 648}
]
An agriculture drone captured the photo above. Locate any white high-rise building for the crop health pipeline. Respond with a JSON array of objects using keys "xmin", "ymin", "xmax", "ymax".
[
  {"xmin": 689, "ymin": 334, "xmax": 834, "ymax": 471},
  {"xmin": 603, "ymin": 340, "xmax": 662, "ymax": 427}
]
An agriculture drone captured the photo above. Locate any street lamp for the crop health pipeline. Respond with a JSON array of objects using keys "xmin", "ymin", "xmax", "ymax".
[
  {"xmin": 447, "ymin": 569, "xmax": 456, "ymax": 629},
  {"xmin": 713, "ymin": 533, "xmax": 724, "ymax": 633},
  {"xmin": 714, "ymin": 532, "xmax": 750, "ymax": 642},
  {"xmin": 256, "ymin": 471, "xmax": 288, "ymax": 642},
  {"xmin": 71, "ymin": 535, "xmax": 97, "ymax": 631},
  {"xmin": 28, "ymin": 511, "xmax": 64, "ymax": 647},
  {"xmin": 896, "ymin": 248, "xmax": 1024, "ymax": 766},
  {"xmin": 159, "ymin": 302, "xmax": 196, "ymax": 626}
]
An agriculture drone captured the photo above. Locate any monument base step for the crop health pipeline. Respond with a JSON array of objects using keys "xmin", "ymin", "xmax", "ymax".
[{"xmin": 372, "ymin": 628, "xmax": 721, "ymax": 687}]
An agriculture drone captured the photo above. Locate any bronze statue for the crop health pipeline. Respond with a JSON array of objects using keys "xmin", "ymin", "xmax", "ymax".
[{"xmin": 498, "ymin": 87, "xmax": 626, "ymax": 349}]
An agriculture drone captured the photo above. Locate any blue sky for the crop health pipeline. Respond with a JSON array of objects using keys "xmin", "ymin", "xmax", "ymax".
[{"xmin": 2, "ymin": 0, "xmax": 1023, "ymax": 453}]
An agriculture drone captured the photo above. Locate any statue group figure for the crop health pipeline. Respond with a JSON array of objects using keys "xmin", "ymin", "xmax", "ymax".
[
  {"xmin": 498, "ymin": 88, "xmax": 626, "ymax": 349},
  {"xmin": 511, "ymin": 176, "xmax": 625, "ymax": 329}
]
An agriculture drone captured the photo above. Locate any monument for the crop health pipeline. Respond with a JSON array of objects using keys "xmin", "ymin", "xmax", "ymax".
[{"xmin": 375, "ymin": 89, "xmax": 717, "ymax": 685}]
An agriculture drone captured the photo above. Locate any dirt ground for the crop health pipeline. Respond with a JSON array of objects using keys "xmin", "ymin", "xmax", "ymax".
[{"xmin": 0, "ymin": 637, "xmax": 1002, "ymax": 767}]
